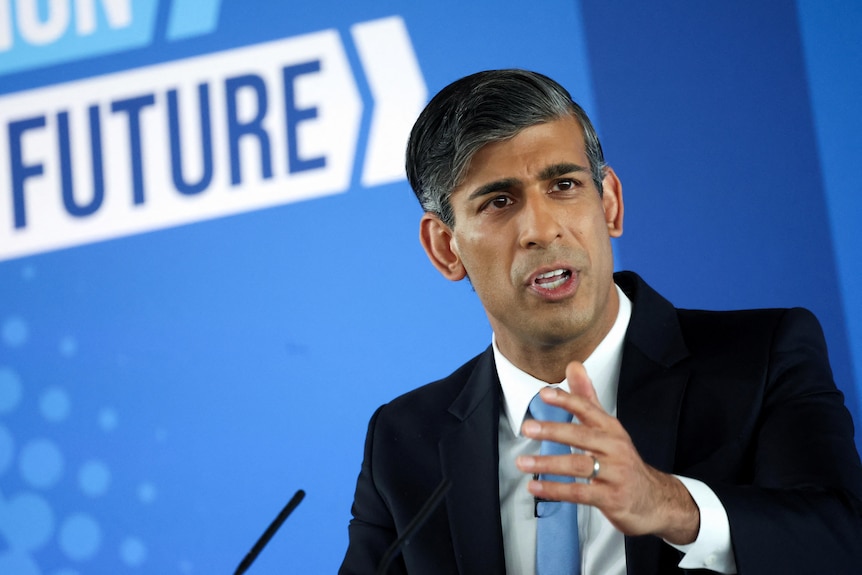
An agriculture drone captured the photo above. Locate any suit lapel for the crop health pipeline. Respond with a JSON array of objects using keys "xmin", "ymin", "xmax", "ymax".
[
  {"xmin": 615, "ymin": 272, "xmax": 691, "ymax": 575},
  {"xmin": 438, "ymin": 348, "xmax": 507, "ymax": 574}
]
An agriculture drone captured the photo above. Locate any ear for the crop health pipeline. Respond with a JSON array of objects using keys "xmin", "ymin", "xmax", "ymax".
[
  {"xmin": 419, "ymin": 213, "xmax": 467, "ymax": 281},
  {"xmin": 600, "ymin": 166, "xmax": 624, "ymax": 238}
]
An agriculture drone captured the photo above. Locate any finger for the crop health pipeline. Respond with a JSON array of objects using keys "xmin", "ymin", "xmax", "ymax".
[
  {"xmin": 565, "ymin": 361, "xmax": 601, "ymax": 407},
  {"xmin": 521, "ymin": 418, "xmax": 602, "ymax": 452},
  {"xmin": 537, "ymin": 386, "xmax": 609, "ymax": 429},
  {"xmin": 527, "ymin": 476, "xmax": 592, "ymax": 505},
  {"xmin": 516, "ymin": 452, "xmax": 601, "ymax": 481}
]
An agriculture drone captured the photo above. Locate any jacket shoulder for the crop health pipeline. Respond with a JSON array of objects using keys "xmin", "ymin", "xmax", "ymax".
[
  {"xmin": 675, "ymin": 306, "xmax": 827, "ymax": 362},
  {"xmin": 382, "ymin": 349, "xmax": 489, "ymax": 413}
]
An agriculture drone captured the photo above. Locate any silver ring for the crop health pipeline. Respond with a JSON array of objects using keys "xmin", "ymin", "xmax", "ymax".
[{"xmin": 589, "ymin": 456, "xmax": 600, "ymax": 480}]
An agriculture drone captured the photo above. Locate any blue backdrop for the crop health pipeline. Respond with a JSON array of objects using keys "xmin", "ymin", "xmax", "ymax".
[{"xmin": 1, "ymin": 1, "xmax": 859, "ymax": 573}]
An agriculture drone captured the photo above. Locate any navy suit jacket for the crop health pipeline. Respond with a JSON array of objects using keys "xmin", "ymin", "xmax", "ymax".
[{"xmin": 340, "ymin": 272, "xmax": 862, "ymax": 574}]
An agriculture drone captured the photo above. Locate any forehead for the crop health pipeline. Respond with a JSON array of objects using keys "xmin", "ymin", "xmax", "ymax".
[{"xmin": 457, "ymin": 116, "xmax": 588, "ymax": 190}]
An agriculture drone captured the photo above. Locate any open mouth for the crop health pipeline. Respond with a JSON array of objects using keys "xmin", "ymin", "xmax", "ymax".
[{"xmin": 533, "ymin": 268, "xmax": 571, "ymax": 290}]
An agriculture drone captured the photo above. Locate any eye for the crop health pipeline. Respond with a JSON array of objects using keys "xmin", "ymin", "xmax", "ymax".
[
  {"xmin": 552, "ymin": 178, "xmax": 581, "ymax": 192},
  {"xmin": 482, "ymin": 195, "xmax": 513, "ymax": 211}
]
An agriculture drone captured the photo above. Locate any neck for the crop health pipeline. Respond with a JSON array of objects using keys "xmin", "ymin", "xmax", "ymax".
[{"xmin": 494, "ymin": 286, "xmax": 620, "ymax": 383}]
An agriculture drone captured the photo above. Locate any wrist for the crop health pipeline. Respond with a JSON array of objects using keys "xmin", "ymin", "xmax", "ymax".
[{"xmin": 656, "ymin": 475, "xmax": 700, "ymax": 544}]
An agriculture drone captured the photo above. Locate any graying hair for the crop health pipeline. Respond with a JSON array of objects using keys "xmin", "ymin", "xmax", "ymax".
[{"xmin": 406, "ymin": 69, "xmax": 607, "ymax": 228}]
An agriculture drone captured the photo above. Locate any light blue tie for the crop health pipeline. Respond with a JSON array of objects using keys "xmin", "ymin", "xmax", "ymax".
[{"xmin": 530, "ymin": 392, "xmax": 579, "ymax": 575}]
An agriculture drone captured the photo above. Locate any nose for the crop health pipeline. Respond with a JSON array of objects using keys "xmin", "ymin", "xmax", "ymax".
[{"xmin": 518, "ymin": 193, "xmax": 563, "ymax": 249}]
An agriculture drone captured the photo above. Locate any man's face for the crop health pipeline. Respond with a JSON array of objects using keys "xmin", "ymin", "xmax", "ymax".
[{"xmin": 420, "ymin": 115, "xmax": 624, "ymax": 370}]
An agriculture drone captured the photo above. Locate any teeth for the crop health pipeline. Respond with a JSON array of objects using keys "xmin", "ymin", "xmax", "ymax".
[
  {"xmin": 534, "ymin": 269, "xmax": 569, "ymax": 290},
  {"xmin": 542, "ymin": 276, "xmax": 567, "ymax": 290},
  {"xmin": 536, "ymin": 269, "xmax": 566, "ymax": 280}
]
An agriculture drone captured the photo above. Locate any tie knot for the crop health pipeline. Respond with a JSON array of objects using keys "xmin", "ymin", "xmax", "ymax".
[{"xmin": 529, "ymin": 391, "xmax": 573, "ymax": 424}]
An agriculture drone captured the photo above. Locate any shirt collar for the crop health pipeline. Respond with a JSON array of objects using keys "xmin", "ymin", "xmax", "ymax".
[{"xmin": 494, "ymin": 284, "xmax": 632, "ymax": 437}]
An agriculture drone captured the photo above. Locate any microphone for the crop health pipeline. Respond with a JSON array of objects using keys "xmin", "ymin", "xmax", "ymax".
[
  {"xmin": 375, "ymin": 478, "xmax": 452, "ymax": 575},
  {"xmin": 234, "ymin": 489, "xmax": 305, "ymax": 575}
]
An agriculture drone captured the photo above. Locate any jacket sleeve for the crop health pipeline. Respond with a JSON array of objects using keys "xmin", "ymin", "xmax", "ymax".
[
  {"xmin": 709, "ymin": 308, "xmax": 862, "ymax": 574},
  {"xmin": 339, "ymin": 405, "xmax": 407, "ymax": 575}
]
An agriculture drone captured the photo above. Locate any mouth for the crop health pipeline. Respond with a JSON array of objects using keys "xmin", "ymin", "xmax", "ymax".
[
  {"xmin": 533, "ymin": 268, "xmax": 572, "ymax": 290},
  {"xmin": 522, "ymin": 260, "xmax": 580, "ymax": 301}
]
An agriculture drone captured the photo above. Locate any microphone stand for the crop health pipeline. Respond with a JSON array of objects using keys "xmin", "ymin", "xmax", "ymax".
[
  {"xmin": 375, "ymin": 478, "xmax": 451, "ymax": 575},
  {"xmin": 234, "ymin": 489, "xmax": 305, "ymax": 575}
]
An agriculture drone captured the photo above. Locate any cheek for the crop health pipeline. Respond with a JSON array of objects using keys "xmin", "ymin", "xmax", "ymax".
[
  {"xmin": 580, "ymin": 214, "xmax": 614, "ymax": 245},
  {"xmin": 457, "ymin": 244, "xmax": 503, "ymax": 285},
  {"xmin": 452, "ymin": 230, "xmax": 491, "ymax": 267}
]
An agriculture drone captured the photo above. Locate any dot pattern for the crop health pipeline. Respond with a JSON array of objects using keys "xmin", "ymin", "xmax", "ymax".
[{"xmin": 1, "ymin": 287, "xmax": 157, "ymax": 572}]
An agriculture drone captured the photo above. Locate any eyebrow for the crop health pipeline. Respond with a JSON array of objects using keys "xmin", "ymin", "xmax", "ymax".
[
  {"xmin": 538, "ymin": 162, "xmax": 589, "ymax": 181},
  {"xmin": 467, "ymin": 178, "xmax": 520, "ymax": 202},
  {"xmin": 466, "ymin": 162, "xmax": 590, "ymax": 202}
]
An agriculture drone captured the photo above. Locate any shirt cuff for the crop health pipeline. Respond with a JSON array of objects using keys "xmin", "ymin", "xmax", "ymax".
[{"xmin": 667, "ymin": 475, "xmax": 737, "ymax": 574}]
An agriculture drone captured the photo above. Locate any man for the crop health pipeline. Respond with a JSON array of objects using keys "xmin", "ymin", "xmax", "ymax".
[{"xmin": 339, "ymin": 69, "xmax": 862, "ymax": 574}]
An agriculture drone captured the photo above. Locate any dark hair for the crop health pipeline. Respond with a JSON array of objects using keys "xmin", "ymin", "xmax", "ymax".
[{"xmin": 406, "ymin": 69, "xmax": 606, "ymax": 227}]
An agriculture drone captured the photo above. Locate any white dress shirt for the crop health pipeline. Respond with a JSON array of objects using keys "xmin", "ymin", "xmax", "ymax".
[{"xmin": 495, "ymin": 285, "xmax": 737, "ymax": 574}]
